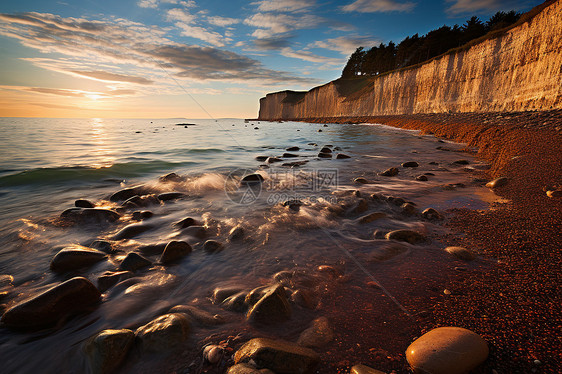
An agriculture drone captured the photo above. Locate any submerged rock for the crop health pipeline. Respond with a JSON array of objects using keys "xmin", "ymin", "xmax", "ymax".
[
  {"xmin": 379, "ymin": 167, "xmax": 399, "ymax": 177},
  {"xmin": 445, "ymin": 246, "xmax": 476, "ymax": 261},
  {"xmin": 228, "ymin": 226, "xmax": 245, "ymax": 241},
  {"xmin": 401, "ymin": 161, "xmax": 419, "ymax": 168},
  {"xmin": 160, "ymin": 241, "xmax": 192, "ymax": 264},
  {"xmin": 119, "ymin": 252, "xmax": 151, "ymax": 272},
  {"xmin": 357, "ymin": 212, "xmax": 386, "ymax": 224},
  {"xmin": 247, "ymin": 284, "xmax": 291, "ymax": 325},
  {"xmin": 110, "ymin": 185, "xmax": 150, "ymax": 202},
  {"xmin": 336, "ymin": 153, "xmax": 351, "ymax": 159},
  {"xmin": 422, "ymin": 208, "xmax": 441, "ymax": 220},
  {"xmin": 385, "ymin": 230, "xmax": 426, "ymax": 244},
  {"xmin": 174, "ymin": 216, "xmax": 199, "ymax": 228},
  {"xmin": 297, "ymin": 317, "xmax": 334, "ymax": 348},
  {"xmin": 135, "ymin": 313, "xmax": 191, "ymax": 352},
  {"xmin": 1, "ymin": 277, "xmax": 100, "ymax": 330},
  {"xmin": 97, "ymin": 271, "xmax": 133, "ymax": 292},
  {"xmin": 111, "ymin": 223, "xmax": 153, "ymax": 240},
  {"xmin": 406, "ymin": 326, "xmax": 488, "ymax": 374},
  {"xmin": 84, "ymin": 329, "xmax": 135, "ymax": 374},
  {"xmin": 61, "ymin": 208, "xmax": 121, "ymax": 224},
  {"xmin": 351, "ymin": 364, "xmax": 387, "ymax": 374},
  {"xmin": 75, "ymin": 199, "xmax": 94, "ymax": 208},
  {"xmin": 203, "ymin": 240, "xmax": 224, "ymax": 253},
  {"xmin": 234, "ymin": 338, "xmax": 320, "ymax": 374},
  {"xmin": 157, "ymin": 192, "xmax": 186, "ymax": 201},
  {"xmin": 169, "ymin": 305, "xmax": 225, "ymax": 326},
  {"xmin": 486, "ymin": 177, "xmax": 508, "ymax": 188},
  {"xmin": 50, "ymin": 245, "xmax": 107, "ymax": 273},
  {"xmin": 241, "ymin": 174, "xmax": 264, "ymax": 184}
]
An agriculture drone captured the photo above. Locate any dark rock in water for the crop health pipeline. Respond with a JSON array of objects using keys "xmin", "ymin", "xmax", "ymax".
[
  {"xmin": 357, "ymin": 212, "xmax": 386, "ymax": 224},
  {"xmin": 97, "ymin": 271, "xmax": 133, "ymax": 292},
  {"xmin": 228, "ymin": 226, "xmax": 245, "ymax": 241},
  {"xmin": 379, "ymin": 167, "xmax": 399, "ymax": 177},
  {"xmin": 386, "ymin": 230, "xmax": 426, "ymax": 244},
  {"xmin": 401, "ymin": 203, "xmax": 417, "ymax": 216},
  {"xmin": 90, "ymin": 240, "xmax": 114, "ymax": 254},
  {"xmin": 138, "ymin": 242, "xmax": 168, "ymax": 256},
  {"xmin": 175, "ymin": 123, "xmax": 196, "ymax": 126},
  {"xmin": 245, "ymin": 286, "xmax": 269, "ymax": 307},
  {"xmin": 297, "ymin": 317, "xmax": 334, "ymax": 348},
  {"xmin": 159, "ymin": 172, "xmax": 183, "ymax": 182},
  {"xmin": 286, "ymin": 146, "xmax": 300, "ymax": 151},
  {"xmin": 135, "ymin": 313, "xmax": 191, "ymax": 352},
  {"xmin": 307, "ymin": 143, "xmax": 317, "ymax": 146},
  {"xmin": 453, "ymin": 159, "xmax": 470, "ymax": 165},
  {"xmin": 75, "ymin": 199, "xmax": 94, "ymax": 208},
  {"xmin": 387, "ymin": 196, "xmax": 405, "ymax": 206},
  {"xmin": 323, "ymin": 124, "xmax": 328, "ymax": 127},
  {"xmin": 350, "ymin": 364, "xmax": 386, "ymax": 374},
  {"xmin": 203, "ymin": 240, "xmax": 224, "ymax": 253},
  {"xmin": 422, "ymin": 208, "xmax": 441, "ymax": 220},
  {"xmin": 110, "ymin": 185, "xmax": 149, "ymax": 202},
  {"xmin": 169, "ymin": 305, "xmax": 225, "ymax": 326},
  {"xmin": 317, "ymin": 152, "xmax": 332, "ymax": 158},
  {"xmin": 131, "ymin": 210, "xmax": 153, "ymax": 221},
  {"xmin": 255, "ymin": 156, "xmax": 269, "ymax": 162},
  {"xmin": 121, "ymin": 194, "xmax": 160, "ymax": 209},
  {"xmin": 157, "ymin": 192, "xmax": 186, "ymax": 201},
  {"xmin": 317, "ymin": 129, "xmax": 322, "ymax": 132},
  {"xmin": 119, "ymin": 252, "xmax": 151, "ymax": 272},
  {"xmin": 247, "ymin": 284, "xmax": 291, "ymax": 325},
  {"xmin": 182, "ymin": 225, "xmax": 207, "ymax": 239},
  {"xmin": 227, "ymin": 363, "xmax": 271, "ymax": 374},
  {"xmin": 486, "ymin": 177, "xmax": 508, "ymax": 188},
  {"xmin": 416, "ymin": 175, "xmax": 429, "ymax": 181},
  {"xmin": 372, "ymin": 230, "xmax": 386, "ymax": 239},
  {"xmin": 234, "ymin": 338, "xmax": 320, "ymax": 374},
  {"xmin": 320, "ymin": 147, "xmax": 332, "ymax": 153},
  {"xmin": 254, "ymin": 127, "xmax": 259, "ymax": 130},
  {"xmin": 291, "ymin": 289, "xmax": 317, "ymax": 309},
  {"xmin": 266, "ymin": 157, "xmax": 282, "ymax": 163},
  {"xmin": 282, "ymin": 199, "xmax": 302, "ymax": 211},
  {"xmin": 336, "ymin": 153, "xmax": 351, "ymax": 159},
  {"xmin": 353, "ymin": 177, "xmax": 369, "ymax": 184},
  {"xmin": 222, "ymin": 291, "xmax": 249, "ymax": 312},
  {"xmin": 402, "ymin": 161, "xmax": 419, "ymax": 168},
  {"xmin": 241, "ymin": 174, "xmax": 264, "ymax": 184},
  {"xmin": 84, "ymin": 329, "xmax": 135, "ymax": 374},
  {"xmin": 213, "ymin": 286, "xmax": 245, "ymax": 304},
  {"xmin": 282, "ymin": 153, "xmax": 299, "ymax": 158},
  {"xmin": 50, "ymin": 245, "xmax": 107, "ymax": 273},
  {"xmin": 111, "ymin": 223, "xmax": 153, "ymax": 240},
  {"xmin": 175, "ymin": 217, "xmax": 199, "ymax": 228},
  {"xmin": 61, "ymin": 208, "xmax": 121, "ymax": 224},
  {"xmin": 160, "ymin": 241, "xmax": 192, "ymax": 264},
  {"xmin": 1, "ymin": 277, "xmax": 101, "ymax": 330}
]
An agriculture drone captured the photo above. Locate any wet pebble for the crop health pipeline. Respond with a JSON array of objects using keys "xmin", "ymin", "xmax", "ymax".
[
  {"xmin": 84, "ymin": 329, "xmax": 135, "ymax": 374},
  {"xmin": 119, "ymin": 252, "xmax": 152, "ymax": 272},
  {"xmin": 486, "ymin": 177, "xmax": 508, "ymax": 188},
  {"xmin": 445, "ymin": 246, "xmax": 476, "ymax": 261},
  {"xmin": 297, "ymin": 316, "xmax": 334, "ymax": 348},
  {"xmin": 75, "ymin": 199, "xmax": 94, "ymax": 208},
  {"xmin": 160, "ymin": 241, "xmax": 192, "ymax": 264},
  {"xmin": 203, "ymin": 240, "xmax": 224, "ymax": 253},
  {"xmin": 386, "ymin": 230, "xmax": 426, "ymax": 244},
  {"xmin": 379, "ymin": 167, "xmax": 399, "ymax": 176},
  {"xmin": 135, "ymin": 313, "xmax": 191, "ymax": 352},
  {"xmin": 401, "ymin": 202, "xmax": 417, "ymax": 216},
  {"xmin": 222, "ymin": 291, "xmax": 249, "ymax": 312},
  {"xmin": 50, "ymin": 245, "xmax": 107, "ymax": 273}
]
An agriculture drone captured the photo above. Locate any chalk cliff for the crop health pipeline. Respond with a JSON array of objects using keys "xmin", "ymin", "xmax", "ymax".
[{"xmin": 258, "ymin": 0, "xmax": 562, "ymax": 120}]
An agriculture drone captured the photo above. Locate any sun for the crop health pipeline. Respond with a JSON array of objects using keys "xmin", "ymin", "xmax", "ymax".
[{"xmin": 86, "ymin": 93, "xmax": 104, "ymax": 101}]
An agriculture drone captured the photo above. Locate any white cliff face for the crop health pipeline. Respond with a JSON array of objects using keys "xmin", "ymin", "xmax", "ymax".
[{"xmin": 258, "ymin": 0, "xmax": 562, "ymax": 120}]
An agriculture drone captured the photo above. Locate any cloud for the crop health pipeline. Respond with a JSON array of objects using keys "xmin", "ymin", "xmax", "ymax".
[
  {"xmin": 206, "ymin": 16, "xmax": 240, "ymax": 27},
  {"xmin": 174, "ymin": 22, "xmax": 229, "ymax": 47},
  {"xmin": 252, "ymin": 0, "xmax": 316, "ymax": 13},
  {"xmin": 342, "ymin": 0, "xmax": 416, "ymax": 13},
  {"xmin": 312, "ymin": 36, "xmax": 380, "ymax": 55},
  {"xmin": 280, "ymin": 47, "xmax": 343, "ymax": 65},
  {"xmin": 253, "ymin": 36, "xmax": 293, "ymax": 50},
  {"xmin": 70, "ymin": 70, "xmax": 154, "ymax": 84},
  {"xmin": 27, "ymin": 87, "xmax": 86, "ymax": 97},
  {"xmin": 138, "ymin": 0, "xmax": 192, "ymax": 9},
  {"xmin": 244, "ymin": 12, "xmax": 321, "ymax": 39},
  {"xmin": 166, "ymin": 8, "xmax": 196, "ymax": 23},
  {"xmin": 445, "ymin": 0, "xmax": 521, "ymax": 15}
]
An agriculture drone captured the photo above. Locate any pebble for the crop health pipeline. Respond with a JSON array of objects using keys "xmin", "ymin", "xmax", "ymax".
[
  {"xmin": 318, "ymin": 152, "xmax": 332, "ymax": 158},
  {"xmin": 357, "ymin": 212, "xmax": 386, "ymax": 224},
  {"xmin": 422, "ymin": 208, "xmax": 441, "ymax": 220},
  {"xmin": 266, "ymin": 157, "xmax": 283, "ymax": 163},
  {"xmin": 401, "ymin": 203, "xmax": 417, "ymax": 215},
  {"xmin": 406, "ymin": 326, "xmax": 489, "ymax": 374},
  {"xmin": 350, "ymin": 364, "xmax": 387, "ymax": 374},
  {"xmin": 286, "ymin": 146, "xmax": 300, "ymax": 151},
  {"xmin": 241, "ymin": 174, "xmax": 265, "ymax": 184},
  {"xmin": 445, "ymin": 246, "xmax": 476, "ymax": 261},
  {"xmin": 204, "ymin": 345, "xmax": 223, "ymax": 364},
  {"xmin": 50, "ymin": 245, "xmax": 107, "ymax": 273},
  {"xmin": 336, "ymin": 153, "xmax": 351, "ymax": 159},
  {"xmin": 283, "ymin": 153, "xmax": 299, "ymax": 158},
  {"xmin": 135, "ymin": 313, "xmax": 191, "ymax": 352},
  {"xmin": 111, "ymin": 223, "xmax": 153, "ymax": 240},
  {"xmin": 353, "ymin": 177, "xmax": 369, "ymax": 184},
  {"xmin": 160, "ymin": 241, "xmax": 192, "ymax": 264},
  {"xmin": 401, "ymin": 161, "xmax": 419, "ymax": 168},
  {"xmin": 157, "ymin": 192, "xmax": 186, "ymax": 201},
  {"xmin": 255, "ymin": 156, "xmax": 269, "ymax": 162},
  {"xmin": 385, "ymin": 230, "xmax": 426, "ymax": 244},
  {"xmin": 213, "ymin": 286, "xmax": 245, "ymax": 303},
  {"xmin": 169, "ymin": 305, "xmax": 225, "ymax": 326},
  {"xmin": 234, "ymin": 338, "xmax": 320, "ymax": 374},
  {"xmin": 247, "ymin": 284, "xmax": 291, "ymax": 325},
  {"xmin": 119, "ymin": 252, "xmax": 152, "ymax": 272},
  {"xmin": 84, "ymin": 329, "xmax": 135, "ymax": 374},
  {"xmin": 486, "ymin": 177, "xmax": 508, "ymax": 188},
  {"xmin": 203, "ymin": 240, "xmax": 224, "ymax": 253},
  {"xmin": 228, "ymin": 225, "xmax": 245, "ymax": 241},
  {"xmin": 75, "ymin": 199, "xmax": 95, "ymax": 208},
  {"xmin": 379, "ymin": 167, "xmax": 399, "ymax": 177},
  {"xmin": 297, "ymin": 317, "xmax": 334, "ymax": 348},
  {"xmin": 320, "ymin": 147, "xmax": 332, "ymax": 153}
]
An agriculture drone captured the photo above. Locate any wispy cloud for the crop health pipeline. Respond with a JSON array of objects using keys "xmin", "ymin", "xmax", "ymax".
[
  {"xmin": 174, "ymin": 22, "xmax": 229, "ymax": 47},
  {"xmin": 138, "ymin": 0, "xmax": 193, "ymax": 9},
  {"xmin": 70, "ymin": 70, "xmax": 154, "ymax": 84},
  {"xmin": 280, "ymin": 47, "xmax": 344, "ymax": 65},
  {"xmin": 251, "ymin": 0, "xmax": 316, "ymax": 13},
  {"xmin": 342, "ymin": 0, "xmax": 416, "ymax": 13},
  {"xmin": 244, "ymin": 12, "xmax": 321, "ymax": 39},
  {"xmin": 253, "ymin": 36, "xmax": 293, "ymax": 50},
  {"xmin": 445, "ymin": 0, "xmax": 523, "ymax": 15},
  {"xmin": 206, "ymin": 15, "xmax": 240, "ymax": 27},
  {"xmin": 312, "ymin": 36, "xmax": 380, "ymax": 55}
]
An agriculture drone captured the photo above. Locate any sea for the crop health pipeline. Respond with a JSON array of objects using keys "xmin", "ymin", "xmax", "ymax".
[{"xmin": 0, "ymin": 118, "xmax": 497, "ymax": 373}]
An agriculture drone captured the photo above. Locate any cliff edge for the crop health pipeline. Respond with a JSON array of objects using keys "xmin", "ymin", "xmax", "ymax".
[{"xmin": 258, "ymin": 0, "xmax": 562, "ymax": 120}]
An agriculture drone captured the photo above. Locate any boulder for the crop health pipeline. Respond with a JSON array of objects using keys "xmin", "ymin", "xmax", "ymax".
[
  {"xmin": 119, "ymin": 252, "xmax": 151, "ymax": 272},
  {"xmin": 286, "ymin": 146, "xmax": 300, "ymax": 151},
  {"xmin": 297, "ymin": 317, "xmax": 334, "ymax": 348},
  {"xmin": 357, "ymin": 212, "xmax": 386, "ymax": 224},
  {"xmin": 406, "ymin": 327, "xmax": 488, "ymax": 374},
  {"xmin": 61, "ymin": 208, "xmax": 121, "ymax": 224},
  {"xmin": 1, "ymin": 277, "xmax": 100, "ymax": 330},
  {"xmin": 401, "ymin": 161, "xmax": 419, "ymax": 168},
  {"xmin": 157, "ymin": 192, "xmax": 186, "ymax": 201},
  {"xmin": 351, "ymin": 364, "xmax": 387, "ymax": 374},
  {"xmin": 84, "ymin": 329, "xmax": 135, "ymax": 374},
  {"xmin": 336, "ymin": 153, "xmax": 351, "ymax": 159},
  {"xmin": 50, "ymin": 245, "xmax": 107, "ymax": 273},
  {"xmin": 111, "ymin": 223, "xmax": 153, "ymax": 240},
  {"xmin": 160, "ymin": 241, "xmax": 192, "ymax": 264},
  {"xmin": 445, "ymin": 246, "xmax": 476, "ymax": 261},
  {"xmin": 247, "ymin": 285, "xmax": 291, "ymax": 325},
  {"xmin": 168, "ymin": 305, "xmax": 225, "ymax": 326},
  {"xmin": 135, "ymin": 313, "xmax": 191, "ymax": 352},
  {"xmin": 227, "ymin": 363, "xmax": 274, "ymax": 374},
  {"xmin": 485, "ymin": 177, "xmax": 508, "ymax": 189},
  {"xmin": 110, "ymin": 185, "xmax": 149, "ymax": 202},
  {"xmin": 422, "ymin": 208, "xmax": 441, "ymax": 220},
  {"xmin": 213, "ymin": 286, "xmax": 245, "ymax": 304},
  {"xmin": 241, "ymin": 174, "xmax": 265, "ymax": 185},
  {"xmin": 203, "ymin": 240, "xmax": 224, "ymax": 253},
  {"xmin": 234, "ymin": 338, "xmax": 320, "ymax": 374},
  {"xmin": 385, "ymin": 230, "xmax": 426, "ymax": 244},
  {"xmin": 97, "ymin": 271, "xmax": 133, "ymax": 292},
  {"xmin": 174, "ymin": 217, "xmax": 199, "ymax": 228},
  {"xmin": 228, "ymin": 226, "xmax": 245, "ymax": 241},
  {"xmin": 75, "ymin": 199, "xmax": 95, "ymax": 208},
  {"xmin": 379, "ymin": 167, "xmax": 399, "ymax": 177}
]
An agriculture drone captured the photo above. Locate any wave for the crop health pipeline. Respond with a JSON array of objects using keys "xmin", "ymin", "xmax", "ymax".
[{"xmin": 0, "ymin": 160, "xmax": 196, "ymax": 187}]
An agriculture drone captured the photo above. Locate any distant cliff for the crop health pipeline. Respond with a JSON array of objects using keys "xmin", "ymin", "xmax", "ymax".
[{"xmin": 258, "ymin": 0, "xmax": 562, "ymax": 120}]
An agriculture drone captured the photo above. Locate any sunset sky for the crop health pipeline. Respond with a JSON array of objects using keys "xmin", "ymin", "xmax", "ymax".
[{"xmin": 0, "ymin": 0, "xmax": 542, "ymax": 118}]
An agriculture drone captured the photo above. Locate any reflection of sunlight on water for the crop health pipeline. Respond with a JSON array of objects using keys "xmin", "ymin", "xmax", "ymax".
[{"xmin": 90, "ymin": 118, "xmax": 116, "ymax": 168}]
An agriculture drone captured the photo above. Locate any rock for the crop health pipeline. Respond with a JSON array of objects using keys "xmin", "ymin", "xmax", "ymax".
[
  {"xmin": 401, "ymin": 161, "xmax": 419, "ymax": 168},
  {"xmin": 182, "ymin": 225, "xmax": 207, "ymax": 239},
  {"xmin": 255, "ymin": 156, "xmax": 269, "ymax": 162},
  {"xmin": 266, "ymin": 157, "xmax": 283, "ymax": 163},
  {"xmin": 227, "ymin": 363, "xmax": 273, "ymax": 374},
  {"xmin": 416, "ymin": 175, "xmax": 428, "ymax": 181},
  {"xmin": 213, "ymin": 286, "xmax": 245, "ymax": 304},
  {"xmin": 318, "ymin": 152, "xmax": 332, "ymax": 158},
  {"xmin": 336, "ymin": 153, "xmax": 351, "ymax": 159},
  {"xmin": 121, "ymin": 194, "xmax": 159, "ymax": 209},
  {"xmin": 247, "ymin": 285, "xmax": 291, "ymax": 325},
  {"xmin": 546, "ymin": 189, "xmax": 562, "ymax": 197},
  {"xmin": 203, "ymin": 240, "xmax": 224, "ymax": 253},
  {"xmin": 138, "ymin": 242, "xmax": 168, "ymax": 256},
  {"xmin": 61, "ymin": 208, "xmax": 121, "ymax": 224},
  {"xmin": 422, "ymin": 208, "xmax": 441, "ymax": 220},
  {"xmin": 387, "ymin": 196, "xmax": 406, "ymax": 206},
  {"xmin": 50, "ymin": 245, "xmax": 107, "ymax": 273},
  {"xmin": 159, "ymin": 172, "xmax": 183, "ymax": 182},
  {"xmin": 131, "ymin": 210, "xmax": 153, "ymax": 221},
  {"xmin": 111, "ymin": 223, "xmax": 153, "ymax": 240},
  {"xmin": 297, "ymin": 317, "xmax": 334, "ymax": 348},
  {"xmin": 453, "ymin": 160, "xmax": 470, "ymax": 165},
  {"xmin": 401, "ymin": 203, "xmax": 417, "ymax": 216},
  {"xmin": 445, "ymin": 246, "xmax": 476, "ymax": 261},
  {"xmin": 406, "ymin": 327, "xmax": 489, "ymax": 374},
  {"xmin": 372, "ymin": 230, "xmax": 386, "ymax": 239},
  {"xmin": 135, "ymin": 313, "xmax": 191, "ymax": 352},
  {"xmin": 169, "ymin": 305, "xmax": 225, "ymax": 326},
  {"xmin": 110, "ymin": 185, "xmax": 149, "ymax": 202},
  {"xmin": 97, "ymin": 271, "xmax": 133, "ymax": 292},
  {"xmin": 486, "ymin": 177, "xmax": 508, "ymax": 188},
  {"xmin": 317, "ymin": 129, "xmax": 322, "ymax": 132},
  {"xmin": 245, "ymin": 286, "xmax": 269, "ymax": 307},
  {"xmin": 351, "ymin": 198, "xmax": 369, "ymax": 214},
  {"xmin": 386, "ymin": 230, "xmax": 426, "ymax": 244},
  {"xmin": 369, "ymin": 242, "xmax": 407, "ymax": 261},
  {"xmin": 204, "ymin": 344, "xmax": 224, "ymax": 364},
  {"xmin": 222, "ymin": 291, "xmax": 249, "ymax": 312},
  {"xmin": 228, "ymin": 226, "xmax": 245, "ymax": 241},
  {"xmin": 320, "ymin": 147, "xmax": 332, "ymax": 153},
  {"xmin": 160, "ymin": 241, "xmax": 192, "ymax": 264},
  {"xmin": 84, "ymin": 329, "xmax": 135, "ymax": 374},
  {"xmin": 0, "ymin": 274, "xmax": 14, "ymax": 288},
  {"xmin": 75, "ymin": 199, "xmax": 95, "ymax": 208},
  {"xmin": 241, "ymin": 174, "xmax": 264, "ymax": 184},
  {"xmin": 286, "ymin": 146, "xmax": 300, "ymax": 151},
  {"xmin": 291, "ymin": 289, "xmax": 317, "ymax": 309},
  {"xmin": 353, "ymin": 177, "xmax": 369, "ymax": 184},
  {"xmin": 351, "ymin": 364, "xmax": 387, "ymax": 374},
  {"xmin": 234, "ymin": 338, "xmax": 320, "ymax": 374},
  {"xmin": 379, "ymin": 167, "xmax": 399, "ymax": 177},
  {"xmin": 357, "ymin": 212, "xmax": 386, "ymax": 224},
  {"xmin": 283, "ymin": 153, "xmax": 299, "ymax": 158},
  {"xmin": 158, "ymin": 192, "xmax": 186, "ymax": 201},
  {"xmin": 119, "ymin": 252, "xmax": 151, "ymax": 272},
  {"xmin": 88, "ymin": 240, "xmax": 114, "ymax": 254},
  {"xmin": 175, "ymin": 217, "xmax": 199, "ymax": 229},
  {"xmin": 1, "ymin": 277, "xmax": 101, "ymax": 330}
]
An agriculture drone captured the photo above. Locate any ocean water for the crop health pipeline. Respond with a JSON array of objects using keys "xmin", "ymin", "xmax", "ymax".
[{"xmin": 0, "ymin": 118, "xmax": 496, "ymax": 373}]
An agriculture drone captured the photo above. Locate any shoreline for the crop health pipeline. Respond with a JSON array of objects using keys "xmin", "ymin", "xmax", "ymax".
[{"xmin": 262, "ymin": 111, "xmax": 562, "ymax": 373}]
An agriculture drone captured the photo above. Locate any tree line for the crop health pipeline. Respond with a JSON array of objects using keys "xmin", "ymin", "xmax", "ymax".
[{"xmin": 342, "ymin": 11, "xmax": 521, "ymax": 78}]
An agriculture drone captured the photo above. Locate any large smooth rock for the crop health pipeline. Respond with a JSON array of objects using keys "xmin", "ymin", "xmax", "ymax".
[
  {"xmin": 111, "ymin": 223, "xmax": 153, "ymax": 240},
  {"xmin": 110, "ymin": 185, "xmax": 149, "ymax": 202},
  {"xmin": 160, "ymin": 241, "xmax": 192, "ymax": 264},
  {"xmin": 119, "ymin": 252, "xmax": 151, "ymax": 272},
  {"xmin": 75, "ymin": 199, "xmax": 95, "ymax": 208},
  {"xmin": 445, "ymin": 246, "xmax": 476, "ymax": 261},
  {"xmin": 135, "ymin": 313, "xmax": 191, "ymax": 352},
  {"xmin": 357, "ymin": 212, "xmax": 386, "ymax": 224},
  {"xmin": 84, "ymin": 329, "xmax": 135, "ymax": 374},
  {"xmin": 246, "ymin": 284, "xmax": 291, "ymax": 324},
  {"xmin": 406, "ymin": 327, "xmax": 489, "ymax": 374},
  {"xmin": 401, "ymin": 161, "xmax": 419, "ymax": 168},
  {"xmin": 212, "ymin": 286, "xmax": 245, "ymax": 304},
  {"xmin": 61, "ymin": 208, "xmax": 121, "ymax": 224},
  {"xmin": 169, "ymin": 305, "xmax": 225, "ymax": 326},
  {"xmin": 422, "ymin": 208, "xmax": 441, "ymax": 220},
  {"xmin": 351, "ymin": 364, "xmax": 386, "ymax": 374},
  {"xmin": 97, "ymin": 271, "xmax": 133, "ymax": 292},
  {"xmin": 227, "ymin": 363, "xmax": 275, "ymax": 374},
  {"xmin": 485, "ymin": 177, "xmax": 508, "ymax": 189},
  {"xmin": 297, "ymin": 317, "xmax": 334, "ymax": 348},
  {"xmin": 157, "ymin": 192, "xmax": 186, "ymax": 201},
  {"xmin": 50, "ymin": 245, "xmax": 107, "ymax": 273},
  {"xmin": 1, "ymin": 277, "xmax": 101, "ymax": 330},
  {"xmin": 385, "ymin": 230, "xmax": 426, "ymax": 244},
  {"xmin": 379, "ymin": 167, "xmax": 399, "ymax": 176},
  {"xmin": 234, "ymin": 338, "xmax": 320, "ymax": 374}
]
